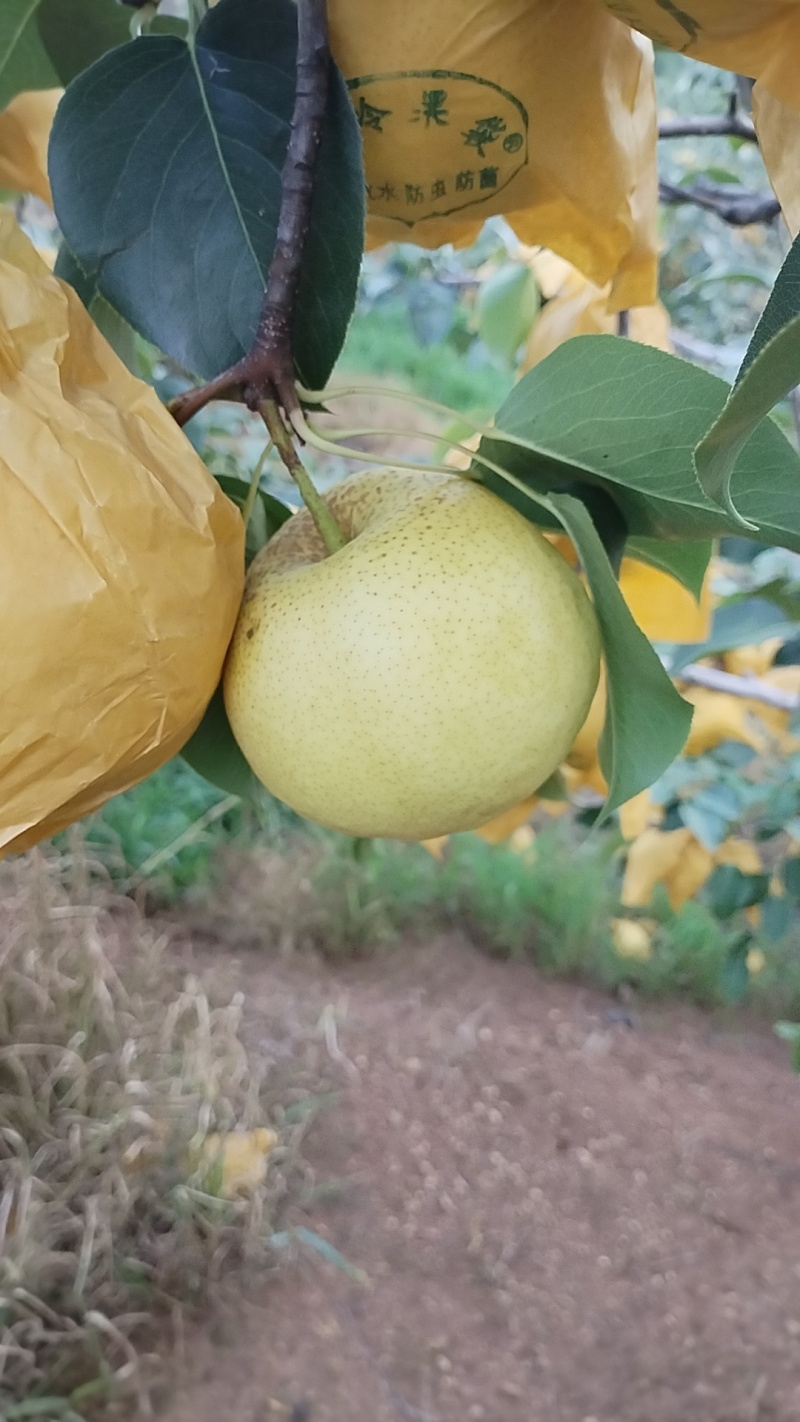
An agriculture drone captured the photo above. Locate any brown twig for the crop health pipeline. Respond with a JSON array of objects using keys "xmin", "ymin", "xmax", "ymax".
[
  {"xmin": 658, "ymin": 114, "xmax": 757, "ymax": 142},
  {"xmin": 169, "ymin": 0, "xmax": 330, "ymax": 431},
  {"xmin": 659, "ymin": 178, "xmax": 781, "ymax": 227}
]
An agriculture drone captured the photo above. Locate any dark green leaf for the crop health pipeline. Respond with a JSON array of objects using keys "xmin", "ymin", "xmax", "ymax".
[
  {"xmin": 49, "ymin": 0, "xmax": 364, "ymax": 388},
  {"xmin": 548, "ymin": 493, "xmax": 693, "ymax": 815},
  {"xmin": 625, "ymin": 536, "xmax": 712, "ymax": 601},
  {"xmin": 720, "ymin": 944, "xmax": 751, "ymax": 1003},
  {"xmin": 782, "ymin": 857, "xmax": 800, "ymax": 899},
  {"xmin": 36, "ymin": 0, "xmax": 132, "ymax": 84},
  {"xmin": 706, "ymin": 865, "xmax": 768, "ymax": 920},
  {"xmin": 0, "ymin": 0, "xmax": 58, "ymax": 109},
  {"xmin": 476, "ymin": 337, "xmax": 800, "ymax": 556},
  {"xmin": 181, "ymin": 685, "xmax": 258, "ymax": 798}
]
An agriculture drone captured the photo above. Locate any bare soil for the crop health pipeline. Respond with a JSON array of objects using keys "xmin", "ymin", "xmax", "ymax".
[{"xmin": 159, "ymin": 931, "xmax": 800, "ymax": 1422}]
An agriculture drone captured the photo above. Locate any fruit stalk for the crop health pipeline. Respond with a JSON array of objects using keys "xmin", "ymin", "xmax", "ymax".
[{"xmin": 260, "ymin": 399, "xmax": 347, "ymax": 555}]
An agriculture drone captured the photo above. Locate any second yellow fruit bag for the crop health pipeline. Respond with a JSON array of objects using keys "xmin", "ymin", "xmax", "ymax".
[
  {"xmin": 600, "ymin": 1, "xmax": 800, "ymax": 231},
  {"xmin": 328, "ymin": 0, "xmax": 658, "ymax": 308}
]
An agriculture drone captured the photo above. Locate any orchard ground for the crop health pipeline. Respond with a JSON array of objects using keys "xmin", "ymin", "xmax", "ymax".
[{"xmin": 160, "ymin": 923, "xmax": 800, "ymax": 1422}]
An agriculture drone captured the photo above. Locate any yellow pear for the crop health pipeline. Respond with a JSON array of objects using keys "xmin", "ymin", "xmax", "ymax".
[{"xmin": 224, "ymin": 469, "xmax": 601, "ymax": 840}]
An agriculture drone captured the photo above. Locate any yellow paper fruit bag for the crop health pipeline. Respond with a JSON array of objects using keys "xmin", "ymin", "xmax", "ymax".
[
  {"xmin": 600, "ymin": 2, "xmax": 800, "ymax": 103},
  {"xmin": 0, "ymin": 90, "xmax": 61, "ymax": 206},
  {"xmin": 751, "ymin": 87, "xmax": 800, "ymax": 234},
  {"xmin": 0, "ymin": 213, "xmax": 244, "ymax": 855},
  {"xmin": 328, "ymin": 0, "xmax": 658, "ymax": 307}
]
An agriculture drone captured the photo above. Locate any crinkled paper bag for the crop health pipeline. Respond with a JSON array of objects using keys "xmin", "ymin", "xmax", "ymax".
[
  {"xmin": 329, "ymin": 0, "xmax": 659, "ymax": 308},
  {"xmin": 0, "ymin": 212, "xmax": 244, "ymax": 855}
]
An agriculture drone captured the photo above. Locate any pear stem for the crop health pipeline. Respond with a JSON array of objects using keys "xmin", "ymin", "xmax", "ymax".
[{"xmin": 260, "ymin": 399, "xmax": 348, "ymax": 555}]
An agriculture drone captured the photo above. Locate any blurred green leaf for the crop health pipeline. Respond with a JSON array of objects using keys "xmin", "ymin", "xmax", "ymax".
[
  {"xmin": 669, "ymin": 597, "xmax": 795, "ymax": 674},
  {"xmin": 720, "ymin": 942, "xmax": 751, "ymax": 1002},
  {"xmin": 760, "ymin": 895, "xmax": 792, "ymax": 943},
  {"xmin": 782, "ymin": 857, "xmax": 800, "ymax": 898},
  {"xmin": 706, "ymin": 866, "xmax": 768, "ymax": 920},
  {"xmin": 477, "ymin": 262, "xmax": 540, "ymax": 364}
]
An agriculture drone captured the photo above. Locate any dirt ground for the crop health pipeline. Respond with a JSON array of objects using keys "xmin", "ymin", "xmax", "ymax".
[{"xmin": 160, "ymin": 931, "xmax": 800, "ymax": 1422}]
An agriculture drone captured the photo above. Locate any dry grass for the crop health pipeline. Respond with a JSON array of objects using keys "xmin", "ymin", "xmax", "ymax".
[{"xmin": 0, "ymin": 840, "xmax": 301, "ymax": 1418}]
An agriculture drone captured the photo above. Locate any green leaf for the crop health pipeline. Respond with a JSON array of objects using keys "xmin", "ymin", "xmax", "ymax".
[
  {"xmin": 214, "ymin": 475, "xmax": 292, "ymax": 567},
  {"xmin": 182, "ymin": 483, "xmax": 291, "ymax": 795},
  {"xmin": 49, "ymin": 0, "xmax": 364, "ymax": 389},
  {"xmin": 181, "ymin": 685, "xmax": 258, "ymax": 798},
  {"xmin": 720, "ymin": 941, "xmax": 752, "ymax": 1003},
  {"xmin": 0, "ymin": 0, "xmax": 58, "ymax": 110},
  {"xmin": 706, "ymin": 865, "xmax": 769, "ymax": 920},
  {"xmin": 738, "ymin": 229, "xmax": 800, "ymax": 379},
  {"xmin": 548, "ymin": 493, "xmax": 693, "ymax": 815},
  {"xmin": 669, "ymin": 597, "xmax": 795, "ymax": 675},
  {"xmin": 477, "ymin": 336, "xmax": 800, "ymax": 556},
  {"xmin": 694, "ymin": 232, "xmax": 800, "ymax": 516},
  {"xmin": 36, "ymin": 0, "xmax": 132, "ymax": 84},
  {"xmin": 476, "ymin": 263, "xmax": 540, "ymax": 365},
  {"xmin": 625, "ymin": 536, "xmax": 712, "ymax": 601}
]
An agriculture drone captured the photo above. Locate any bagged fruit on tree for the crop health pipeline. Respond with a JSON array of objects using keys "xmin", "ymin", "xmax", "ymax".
[
  {"xmin": 328, "ymin": 0, "xmax": 659, "ymax": 308},
  {"xmin": 600, "ymin": 0, "xmax": 800, "ymax": 231},
  {"xmin": 0, "ymin": 212, "xmax": 244, "ymax": 856}
]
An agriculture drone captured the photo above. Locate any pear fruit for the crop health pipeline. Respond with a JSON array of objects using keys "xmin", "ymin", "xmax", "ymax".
[{"xmin": 224, "ymin": 469, "xmax": 601, "ymax": 840}]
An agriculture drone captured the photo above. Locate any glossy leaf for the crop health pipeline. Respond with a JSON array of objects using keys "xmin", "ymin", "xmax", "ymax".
[
  {"xmin": 49, "ymin": 0, "xmax": 364, "ymax": 388},
  {"xmin": 477, "ymin": 336, "xmax": 800, "ymax": 556},
  {"xmin": 548, "ymin": 493, "xmax": 693, "ymax": 815}
]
